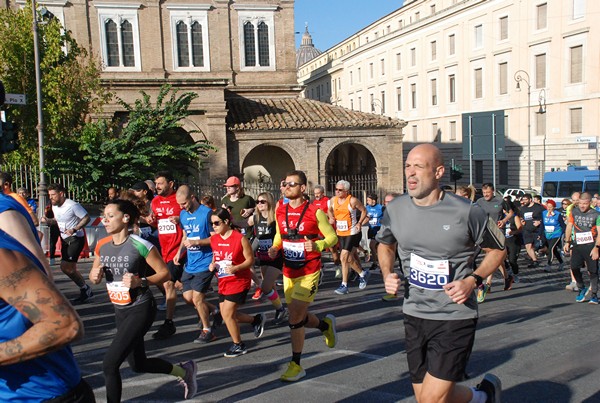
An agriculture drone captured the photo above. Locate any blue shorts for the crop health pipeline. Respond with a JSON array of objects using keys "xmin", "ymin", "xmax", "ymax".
[{"xmin": 182, "ymin": 270, "xmax": 214, "ymax": 294}]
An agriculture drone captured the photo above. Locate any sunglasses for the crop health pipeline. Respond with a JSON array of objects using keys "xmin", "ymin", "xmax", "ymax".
[
  {"xmin": 257, "ymin": 200, "xmax": 267, "ymax": 204},
  {"xmin": 335, "ymin": 188, "xmax": 346, "ymax": 192},
  {"xmin": 211, "ymin": 220, "xmax": 223, "ymax": 226},
  {"xmin": 282, "ymin": 181, "xmax": 302, "ymax": 188}
]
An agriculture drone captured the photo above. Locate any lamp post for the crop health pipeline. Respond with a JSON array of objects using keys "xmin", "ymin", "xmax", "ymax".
[
  {"xmin": 371, "ymin": 98, "xmax": 383, "ymax": 115},
  {"xmin": 514, "ymin": 69, "xmax": 531, "ymax": 189}
]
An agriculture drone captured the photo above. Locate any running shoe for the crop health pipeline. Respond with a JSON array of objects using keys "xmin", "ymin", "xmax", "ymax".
[
  {"xmin": 194, "ymin": 329, "xmax": 216, "ymax": 344},
  {"xmin": 280, "ymin": 361, "xmax": 306, "ymax": 382},
  {"xmin": 381, "ymin": 293, "xmax": 398, "ymax": 302},
  {"xmin": 334, "ymin": 267, "xmax": 342, "ymax": 279},
  {"xmin": 565, "ymin": 281, "xmax": 579, "ymax": 292},
  {"xmin": 479, "ymin": 284, "xmax": 491, "ymax": 303},
  {"xmin": 589, "ymin": 294, "xmax": 599, "ymax": 305},
  {"xmin": 358, "ymin": 270, "xmax": 371, "ymax": 290},
  {"xmin": 558, "ymin": 262, "xmax": 565, "ymax": 271},
  {"xmin": 544, "ymin": 265, "xmax": 552, "ymax": 273},
  {"xmin": 252, "ymin": 288, "xmax": 263, "ymax": 300},
  {"xmin": 211, "ymin": 309, "xmax": 223, "ymax": 329},
  {"xmin": 503, "ymin": 275, "xmax": 514, "ymax": 291},
  {"xmin": 224, "ymin": 342, "xmax": 247, "ymax": 358},
  {"xmin": 475, "ymin": 373, "xmax": 502, "ymax": 403},
  {"xmin": 334, "ymin": 284, "xmax": 349, "ymax": 295},
  {"xmin": 177, "ymin": 360, "xmax": 198, "ymax": 400},
  {"xmin": 153, "ymin": 320, "xmax": 176, "ymax": 340},
  {"xmin": 513, "ymin": 274, "xmax": 520, "ymax": 283},
  {"xmin": 273, "ymin": 307, "xmax": 289, "ymax": 325},
  {"xmin": 253, "ymin": 313, "xmax": 266, "ymax": 338},
  {"xmin": 322, "ymin": 314, "xmax": 337, "ymax": 348},
  {"xmin": 527, "ymin": 261, "xmax": 540, "ymax": 268},
  {"xmin": 70, "ymin": 285, "xmax": 94, "ymax": 305},
  {"xmin": 576, "ymin": 287, "xmax": 589, "ymax": 303},
  {"xmin": 476, "ymin": 284, "xmax": 485, "ymax": 303}
]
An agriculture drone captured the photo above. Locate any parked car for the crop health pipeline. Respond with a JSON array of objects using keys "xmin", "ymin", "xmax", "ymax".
[{"xmin": 503, "ymin": 188, "xmax": 539, "ymax": 202}]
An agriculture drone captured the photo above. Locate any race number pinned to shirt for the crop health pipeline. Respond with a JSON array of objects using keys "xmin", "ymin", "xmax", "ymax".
[
  {"xmin": 216, "ymin": 260, "xmax": 234, "ymax": 278},
  {"xmin": 523, "ymin": 212, "xmax": 533, "ymax": 221},
  {"xmin": 545, "ymin": 225, "xmax": 555, "ymax": 232},
  {"xmin": 258, "ymin": 239, "xmax": 273, "ymax": 252},
  {"xmin": 282, "ymin": 240, "xmax": 305, "ymax": 263},
  {"xmin": 409, "ymin": 253, "xmax": 450, "ymax": 290},
  {"xmin": 336, "ymin": 220, "xmax": 349, "ymax": 232},
  {"xmin": 575, "ymin": 231, "xmax": 594, "ymax": 245},
  {"xmin": 158, "ymin": 218, "xmax": 177, "ymax": 235},
  {"xmin": 106, "ymin": 281, "xmax": 132, "ymax": 305}
]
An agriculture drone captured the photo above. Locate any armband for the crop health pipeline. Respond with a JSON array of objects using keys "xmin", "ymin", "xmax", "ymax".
[{"xmin": 468, "ymin": 273, "xmax": 483, "ymax": 287}]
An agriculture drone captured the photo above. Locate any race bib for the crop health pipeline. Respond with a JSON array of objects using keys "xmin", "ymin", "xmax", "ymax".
[
  {"xmin": 258, "ymin": 238, "xmax": 273, "ymax": 252},
  {"xmin": 158, "ymin": 219, "xmax": 177, "ymax": 234},
  {"xmin": 106, "ymin": 281, "xmax": 132, "ymax": 306},
  {"xmin": 523, "ymin": 212, "xmax": 533, "ymax": 221},
  {"xmin": 336, "ymin": 220, "xmax": 349, "ymax": 231},
  {"xmin": 140, "ymin": 226, "xmax": 152, "ymax": 237},
  {"xmin": 575, "ymin": 231, "xmax": 594, "ymax": 245},
  {"xmin": 369, "ymin": 217, "xmax": 378, "ymax": 226},
  {"xmin": 505, "ymin": 226, "xmax": 512, "ymax": 238},
  {"xmin": 216, "ymin": 260, "xmax": 234, "ymax": 278},
  {"xmin": 545, "ymin": 225, "xmax": 555, "ymax": 232},
  {"xmin": 58, "ymin": 222, "xmax": 67, "ymax": 232},
  {"xmin": 409, "ymin": 253, "xmax": 450, "ymax": 290},
  {"xmin": 283, "ymin": 240, "xmax": 306, "ymax": 262}
]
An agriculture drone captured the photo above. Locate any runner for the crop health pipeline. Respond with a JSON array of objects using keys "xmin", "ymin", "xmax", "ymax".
[
  {"xmin": 519, "ymin": 193, "xmax": 545, "ymax": 268},
  {"xmin": 248, "ymin": 192, "xmax": 288, "ymax": 324},
  {"xmin": 89, "ymin": 199, "xmax": 198, "ymax": 401},
  {"xmin": 378, "ymin": 144, "xmax": 504, "ymax": 402},
  {"xmin": 312, "ymin": 184, "xmax": 341, "ymax": 278},
  {"xmin": 149, "ymin": 171, "xmax": 184, "ymax": 339},
  {"xmin": 365, "ymin": 193, "xmax": 383, "ymax": 270},
  {"xmin": 42, "ymin": 183, "xmax": 93, "ymax": 304},
  {"xmin": 209, "ymin": 208, "xmax": 266, "ymax": 357},
  {"xmin": 503, "ymin": 198, "xmax": 523, "ymax": 284},
  {"xmin": 220, "ymin": 176, "xmax": 255, "ymax": 238},
  {"xmin": 268, "ymin": 170, "xmax": 339, "ymax": 382},
  {"xmin": 542, "ymin": 199, "xmax": 564, "ymax": 272}
]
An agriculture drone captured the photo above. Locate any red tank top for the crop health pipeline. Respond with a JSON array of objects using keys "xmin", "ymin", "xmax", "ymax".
[
  {"xmin": 210, "ymin": 230, "xmax": 251, "ymax": 294},
  {"xmin": 151, "ymin": 192, "xmax": 183, "ymax": 262}
]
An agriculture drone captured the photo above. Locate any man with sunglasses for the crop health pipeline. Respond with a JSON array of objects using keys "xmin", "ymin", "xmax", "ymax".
[
  {"xmin": 328, "ymin": 180, "xmax": 371, "ymax": 295},
  {"xmin": 268, "ymin": 170, "xmax": 338, "ymax": 382}
]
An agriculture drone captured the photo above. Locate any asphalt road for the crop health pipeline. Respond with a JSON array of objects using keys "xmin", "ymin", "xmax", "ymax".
[{"xmin": 57, "ymin": 254, "xmax": 600, "ymax": 403}]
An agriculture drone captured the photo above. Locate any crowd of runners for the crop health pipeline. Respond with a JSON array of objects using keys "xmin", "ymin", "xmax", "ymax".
[{"xmin": 3, "ymin": 145, "xmax": 600, "ymax": 402}]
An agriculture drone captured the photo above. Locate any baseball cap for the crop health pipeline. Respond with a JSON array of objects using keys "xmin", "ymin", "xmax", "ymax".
[
  {"xmin": 130, "ymin": 182, "xmax": 150, "ymax": 192},
  {"xmin": 546, "ymin": 199, "xmax": 556, "ymax": 207},
  {"xmin": 223, "ymin": 176, "xmax": 241, "ymax": 187}
]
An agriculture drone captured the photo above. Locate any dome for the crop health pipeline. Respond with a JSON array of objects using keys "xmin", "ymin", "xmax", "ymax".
[{"xmin": 296, "ymin": 24, "xmax": 322, "ymax": 69}]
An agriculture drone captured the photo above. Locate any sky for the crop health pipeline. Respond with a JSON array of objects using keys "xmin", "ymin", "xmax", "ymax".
[{"xmin": 295, "ymin": 1, "xmax": 405, "ymax": 51}]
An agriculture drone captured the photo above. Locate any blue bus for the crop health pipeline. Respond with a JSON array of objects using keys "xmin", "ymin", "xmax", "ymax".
[{"xmin": 542, "ymin": 166, "xmax": 600, "ymax": 204}]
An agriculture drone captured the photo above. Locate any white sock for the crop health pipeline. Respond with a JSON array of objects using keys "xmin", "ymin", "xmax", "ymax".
[
  {"xmin": 341, "ymin": 282, "xmax": 347, "ymax": 287},
  {"xmin": 469, "ymin": 388, "xmax": 487, "ymax": 403},
  {"xmin": 359, "ymin": 271, "xmax": 366, "ymax": 277}
]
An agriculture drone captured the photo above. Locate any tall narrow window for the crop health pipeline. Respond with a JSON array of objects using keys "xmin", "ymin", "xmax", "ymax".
[
  {"xmin": 474, "ymin": 24, "xmax": 483, "ymax": 48},
  {"xmin": 570, "ymin": 45, "xmax": 583, "ymax": 83},
  {"xmin": 535, "ymin": 53, "xmax": 546, "ymax": 88},
  {"xmin": 450, "ymin": 121, "xmax": 457, "ymax": 141},
  {"xmin": 257, "ymin": 21, "xmax": 269, "ymax": 66},
  {"xmin": 176, "ymin": 21, "xmax": 189, "ymax": 67},
  {"xmin": 105, "ymin": 19, "xmax": 119, "ymax": 67},
  {"xmin": 396, "ymin": 86, "xmax": 402, "ymax": 111},
  {"xmin": 431, "ymin": 4, "xmax": 436, "ymax": 14},
  {"xmin": 415, "ymin": 11, "xmax": 420, "ymax": 21},
  {"xmin": 358, "ymin": 67, "xmax": 362, "ymax": 82},
  {"xmin": 411, "ymin": 83, "xmax": 417, "ymax": 109},
  {"xmin": 350, "ymin": 99, "xmax": 354, "ymax": 110},
  {"xmin": 570, "ymin": 108, "xmax": 582, "ymax": 133},
  {"xmin": 350, "ymin": 71, "xmax": 353, "ymax": 86},
  {"xmin": 431, "ymin": 40, "xmax": 437, "ymax": 61},
  {"xmin": 191, "ymin": 22, "xmax": 204, "ymax": 67},
  {"xmin": 431, "ymin": 78, "xmax": 437, "ymax": 106},
  {"xmin": 381, "ymin": 91, "xmax": 386, "ymax": 113},
  {"xmin": 396, "ymin": 53, "xmax": 401, "ymax": 70},
  {"xmin": 410, "ymin": 48, "xmax": 416, "ymax": 66},
  {"xmin": 369, "ymin": 63, "xmax": 374, "ymax": 78},
  {"xmin": 120, "ymin": 20, "xmax": 135, "ymax": 67},
  {"xmin": 381, "ymin": 59, "xmax": 385, "ymax": 75},
  {"xmin": 370, "ymin": 93, "xmax": 375, "ymax": 113},
  {"xmin": 474, "ymin": 68, "xmax": 483, "ymax": 98},
  {"xmin": 238, "ymin": 10, "xmax": 275, "ymax": 70},
  {"xmin": 499, "ymin": 16, "xmax": 508, "ymax": 40},
  {"xmin": 432, "ymin": 123, "xmax": 439, "ymax": 141},
  {"xmin": 448, "ymin": 34, "xmax": 455, "ymax": 55},
  {"xmin": 573, "ymin": 0, "xmax": 585, "ymax": 19},
  {"xmin": 412, "ymin": 125, "xmax": 418, "ymax": 141},
  {"xmin": 499, "ymin": 62, "xmax": 508, "ymax": 95},
  {"xmin": 537, "ymin": 3, "xmax": 547, "ymax": 30},
  {"xmin": 243, "ymin": 21, "xmax": 256, "ymax": 66},
  {"xmin": 449, "ymin": 74, "xmax": 456, "ymax": 102},
  {"xmin": 358, "ymin": 96, "xmax": 362, "ymax": 112}
]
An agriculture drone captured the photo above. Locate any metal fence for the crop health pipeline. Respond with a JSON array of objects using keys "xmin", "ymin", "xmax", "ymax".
[{"xmin": 327, "ymin": 174, "xmax": 383, "ymax": 203}]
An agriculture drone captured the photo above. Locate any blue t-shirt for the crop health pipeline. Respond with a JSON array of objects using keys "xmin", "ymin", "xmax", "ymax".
[
  {"xmin": 180, "ymin": 204, "xmax": 213, "ymax": 273},
  {"xmin": 543, "ymin": 210, "xmax": 564, "ymax": 240},
  {"xmin": 366, "ymin": 203, "xmax": 384, "ymax": 228},
  {"xmin": 0, "ymin": 194, "xmax": 81, "ymax": 402}
]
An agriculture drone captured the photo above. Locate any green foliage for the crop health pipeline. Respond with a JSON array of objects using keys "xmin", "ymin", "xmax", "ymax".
[
  {"xmin": 0, "ymin": 2, "xmax": 110, "ymax": 164},
  {"xmin": 47, "ymin": 85, "xmax": 215, "ymax": 197}
]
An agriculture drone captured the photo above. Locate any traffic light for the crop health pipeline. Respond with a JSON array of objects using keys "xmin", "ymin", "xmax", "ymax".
[
  {"xmin": 450, "ymin": 164, "xmax": 463, "ymax": 182},
  {"xmin": 0, "ymin": 121, "xmax": 19, "ymax": 153}
]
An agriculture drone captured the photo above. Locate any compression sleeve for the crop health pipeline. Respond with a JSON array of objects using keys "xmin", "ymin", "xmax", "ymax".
[{"xmin": 315, "ymin": 209, "xmax": 338, "ymax": 252}]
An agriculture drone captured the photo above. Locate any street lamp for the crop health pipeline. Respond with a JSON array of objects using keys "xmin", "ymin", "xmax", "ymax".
[
  {"xmin": 32, "ymin": 0, "xmax": 48, "ymax": 230},
  {"xmin": 371, "ymin": 98, "xmax": 383, "ymax": 115},
  {"xmin": 514, "ymin": 69, "xmax": 531, "ymax": 189}
]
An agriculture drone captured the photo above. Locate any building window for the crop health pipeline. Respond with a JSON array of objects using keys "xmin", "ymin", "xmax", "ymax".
[
  {"xmin": 358, "ymin": 96, "xmax": 362, "ymax": 111},
  {"xmin": 396, "ymin": 53, "xmax": 401, "ymax": 70},
  {"xmin": 412, "ymin": 125, "xmax": 418, "ymax": 141},
  {"xmin": 474, "ymin": 68, "xmax": 483, "ymax": 99},
  {"xmin": 534, "ymin": 160, "xmax": 545, "ymax": 186},
  {"xmin": 431, "ymin": 40, "xmax": 437, "ymax": 61},
  {"xmin": 411, "ymin": 83, "xmax": 417, "ymax": 109},
  {"xmin": 475, "ymin": 161, "xmax": 483, "ymax": 184},
  {"xmin": 380, "ymin": 91, "xmax": 386, "ymax": 114},
  {"xmin": 499, "ymin": 62, "xmax": 508, "ymax": 95},
  {"xmin": 536, "ymin": 112, "xmax": 546, "ymax": 137},
  {"xmin": 358, "ymin": 67, "xmax": 361, "ymax": 83},
  {"xmin": 410, "ymin": 48, "xmax": 416, "ymax": 66},
  {"xmin": 236, "ymin": 6, "xmax": 276, "ymax": 71},
  {"xmin": 448, "ymin": 34, "xmax": 455, "ymax": 55},
  {"xmin": 474, "ymin": 24, "xmax": 483, "ymax": 48},
  {"xmin": 96, "ymin": 5, "xmax": 141, "ymax": 70},
  {"xmin": 537, "ymin": 3, "xmax": 547, "ymax": 30},
  {"xmin": 396, "ymin": 86, "xmax": 402, "ymax": 111},
  {"xmin": 499, "ymin": 16, "xmax": 508, "ymax": 41},
  {"xmin": 535, "ymin": 53, "xmax": 546, "ymax": 88},
  {"xmin": 570, "ymin": 45, "xmax": 583, "ymax": 83},
  {"xmin": 499, "ymin": 161, "xmax": 508, "ymax": 185},
  {"xmin": 370, "ymin": 93, "xmax": 375, "ymax": 113},
  {"xmin": 415, "ymin": 11, "xmax": 420, "ymax": 21},
  {"xmin": 449, "ymin": 121, "xmax": 457, "ymax": 141},
  {"xmin": 432, "ymin": 123, "xmax": 439, "ymax": 141},
  {"xmin": 169, "ymin": 8, "xmax": 210, "ymax": 71},
  {"xmin": 431, "ymin": 4, "xmax": 436, "ymax": 14},
  {"xmin": 431, "ymin": 78, "xmax": 437, "ymax": 106},
  {"xmin": 570, "ymin": 107, "xmax": 582, "ymax": 133},
  {"xmin": 316, "ymin": 85, "xmax": 320, "ymax": 100},
  {"xmin": 350, "ymin": 71, "xmax": 353, "ymax": 86},
  {"xmin": 449, "ymin": 74, "xmax": 456, "ymax": 103},
  {"xmin": 573, "ymin": 0, "xmax": 585, "ymax": 19},
  {"xmin": 380, "ymin": 59, "xmax": 385, "ymax": 76},
  {"xmin": 350, "ymin": 99, "xmax": 354, "ymax": 110},
  {"xmin": 369, "ymin": 62, "xmax": 374, "ymax": 79}
]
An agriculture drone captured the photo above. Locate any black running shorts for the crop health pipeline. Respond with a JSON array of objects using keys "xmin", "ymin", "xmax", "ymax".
[
  {"xmin": 167, "ymin": 259, "xmax": 185, "ymax": 282},
  {"xmin": 219, "ymin": 289, "xmax": 250, "ymax": 305},
  {"xmin": 404, "ymin": 313, "xmax": 477, "ymax": 384},
  {"xmin": 60, "ymin": 236, "xmax": 85, "ymax": 263},
  {"xmin": 338, "ymin": 233, "xmax": 362, "ymax": 251}
]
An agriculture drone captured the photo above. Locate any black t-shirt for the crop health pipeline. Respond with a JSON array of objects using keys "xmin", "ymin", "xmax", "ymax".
[{"xmin": 520, "ymin": 203, "xmax": 545, "ymax": 233}]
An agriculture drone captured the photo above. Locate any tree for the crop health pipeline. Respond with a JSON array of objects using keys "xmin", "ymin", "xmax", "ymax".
[
  {"xmin": 0, "ymin": 2, "xmax": 110, "ymax": 164},
  {"xmin": 47, "ymin": 85, "xmax": 215, "ymax": 198}
]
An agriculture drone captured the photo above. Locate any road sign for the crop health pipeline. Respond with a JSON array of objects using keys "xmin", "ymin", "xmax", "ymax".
[
  {"xmin": 4, "ymin": 94, "xmax": 26, "ymax": 105},
  {"xmin": 575, "ymin": 136, "xmax": 597, "ymax": 143}
]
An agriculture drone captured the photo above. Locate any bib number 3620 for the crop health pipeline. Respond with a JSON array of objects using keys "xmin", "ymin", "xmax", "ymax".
[{"xmin": 408, "ymin": 253, "xmax": 450, "ymax": 290}]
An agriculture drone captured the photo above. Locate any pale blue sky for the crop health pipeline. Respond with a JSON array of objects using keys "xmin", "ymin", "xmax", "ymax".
[{"xmin": 295, "ymin": 1, "xmax": 405, "ymax": 51}]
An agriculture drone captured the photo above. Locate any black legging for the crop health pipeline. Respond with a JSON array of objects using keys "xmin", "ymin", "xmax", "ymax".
[
  {"xmin": 546, "ymin": 237, "xmax": 563, "ymax": 266},
  {"xmin": 505, "ymin": 235, "xmax": 521, "ymax": 275},
  {"xmin": 103, "ymin": 297, "xmax": 173, "ymax": 403}
]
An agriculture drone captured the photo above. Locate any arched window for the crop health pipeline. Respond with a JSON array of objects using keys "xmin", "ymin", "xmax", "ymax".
[
  {"xmin": 244, "ymin": 21, "xmax": 256, "ymax": 66},
  {"xmin": 121, "ymin": 20, "xmax": 135, "ymax": 67},
  {"xmin": 105, "ymin": 19, "xmax": 119, "ymax": 66},
  {"xmin": 257, "ymin": 21, "xmax": 269, "ymax": 66},
  {"xmin": 191, "ymin": 21, "xmax": 203, "ymax": 67},
  {"xmin": 176, "ymin": 20, "xmax": 189, "ymax": 67}
]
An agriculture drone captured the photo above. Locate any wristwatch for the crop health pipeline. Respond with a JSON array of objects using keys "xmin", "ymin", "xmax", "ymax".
[
  {"xmin": 140, "ymin": 277, "xmax": 148, "ymax": 288},
  {"xmin": 469, "ymin": 273, "xmax": 483, "ymax": 287}
]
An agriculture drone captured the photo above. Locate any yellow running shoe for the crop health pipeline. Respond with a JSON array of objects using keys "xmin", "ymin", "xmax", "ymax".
[
  {"xmin": 323, "ymin": 314, "xmax": 337, "ymax": 348},
  {"xmin": 381, "ymin": 293, "xmax": 398, "ymax": 302},
  {"xmin": 280, "ymin": 361, "xmax": 306, "ymax": 382}
]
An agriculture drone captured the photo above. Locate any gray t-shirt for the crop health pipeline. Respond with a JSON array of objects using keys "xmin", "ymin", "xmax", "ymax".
[
  {"xmin": 376, "ymin": 192, "xmax": 504, "ymax": 320},
  {"xmin": 475, "ymin": 196, "xmax": 510, "ymax": 222}
]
